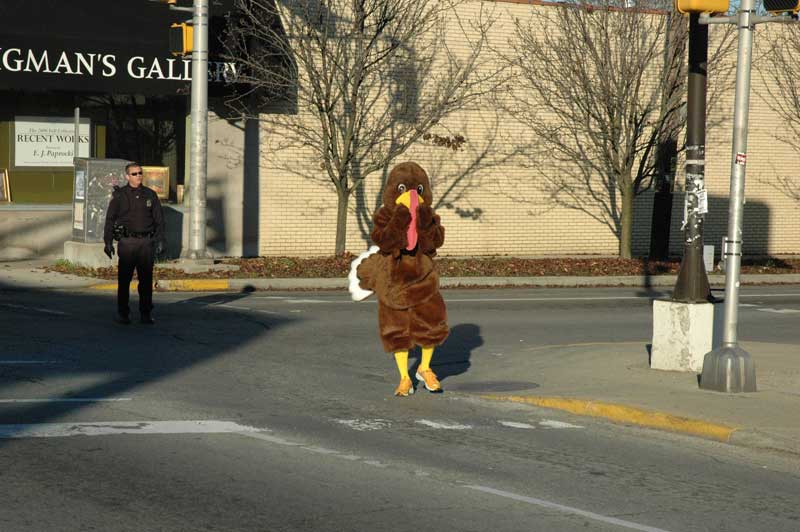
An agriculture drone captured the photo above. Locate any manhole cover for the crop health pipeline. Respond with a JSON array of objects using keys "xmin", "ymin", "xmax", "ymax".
[{"xmin": 446, "ymin": 381, "xmax": 539, "ymax": 393}]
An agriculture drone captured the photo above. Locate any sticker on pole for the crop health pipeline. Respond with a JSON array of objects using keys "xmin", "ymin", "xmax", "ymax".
[
  {"xmin": 696, "ymin": 189, "xmax": 708, "ymax": 214},
  {"xmin": 735, "ymin": 152, "xmax": 747, "ymax": 165}
]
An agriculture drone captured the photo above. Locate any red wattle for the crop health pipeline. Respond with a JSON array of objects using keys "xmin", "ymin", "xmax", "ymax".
[{"xmin": 406, "ymin": 190, "xmax": 418, "ymax": 250}]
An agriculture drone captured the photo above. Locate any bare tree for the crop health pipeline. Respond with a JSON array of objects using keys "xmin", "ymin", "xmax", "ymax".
[
  {"xmin": 504, "ymin": 0, "xmax": 734, "ymax": 259},
  {"xmin": 758, "ymin": 24, "xmax": 800, "ymax": 203},
  {"xmin": 224, "ymin": 0, "xmax": 501, "ymax": 254}
]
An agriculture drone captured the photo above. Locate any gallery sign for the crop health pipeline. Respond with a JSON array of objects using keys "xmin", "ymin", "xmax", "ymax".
[
  {"xmin": 14, "ymin": 116, "xmax": 91, "ymax": 168},
  {"xmin": 0, "ymin": 0, "xmax": 237, "ymax": 96},
  {"xmin": 0, "ymin": 42, "xmax": 239, "ymax": 96}
]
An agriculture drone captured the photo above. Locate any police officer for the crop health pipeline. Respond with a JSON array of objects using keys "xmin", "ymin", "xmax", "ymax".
[{"xmin": 103, "ymin": 162, "xmax": 166, "ymax": 325}]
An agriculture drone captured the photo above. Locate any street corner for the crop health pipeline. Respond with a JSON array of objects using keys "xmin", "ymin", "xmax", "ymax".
[{"xmin": 475, "ymin": 394, "xmax": 737, "ymax": 443}]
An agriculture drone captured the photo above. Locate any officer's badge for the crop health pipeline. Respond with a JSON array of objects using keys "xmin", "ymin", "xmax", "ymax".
[{"xmin": 146, "ymin": 199, "xmax": 152, "ymax": 207}]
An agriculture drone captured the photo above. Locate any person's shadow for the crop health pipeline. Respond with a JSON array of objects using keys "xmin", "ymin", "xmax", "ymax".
[{"xmin": 419, "ymin": 323, "xmax": 483, "ymax": 382}]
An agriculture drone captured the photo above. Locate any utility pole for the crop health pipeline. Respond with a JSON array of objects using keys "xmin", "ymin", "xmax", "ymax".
[
  {"xmin": 187, "ymin": 0, "xmax": 209, "ymax": 259},
  {"xmin": 672, "ymin": 13, "xmax": 711, "ymax": 303},
  {"xmin": 159, "ymin": 0, "xmax": 210, "ymax": 259}
]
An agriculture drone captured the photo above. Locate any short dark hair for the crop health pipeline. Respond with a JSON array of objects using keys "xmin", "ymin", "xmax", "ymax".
[{"xmin": 125, "ymin": 162, "xmax": 142, "ymax": 175}]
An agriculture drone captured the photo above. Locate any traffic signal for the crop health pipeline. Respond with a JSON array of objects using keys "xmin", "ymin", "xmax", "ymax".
[
  {"xmin": 763, "ymin": 0, "xmax": 800, "ymax": 12},
  {"xmin": 675, "ymin": 0, "xmax": 729, "ymax": 13},
  {"xmin": 169, "ymin": 22, "xmax": 193, "ymax": 56}
]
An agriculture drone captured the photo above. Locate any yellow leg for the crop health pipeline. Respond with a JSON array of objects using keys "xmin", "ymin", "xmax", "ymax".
[
  {"xmin": 394, "ymin": 350, "xmax": 410, "ymax": 379},
  {"xmin": 418, "ymin": 346, "xmax": 435, "ymax": 372}
]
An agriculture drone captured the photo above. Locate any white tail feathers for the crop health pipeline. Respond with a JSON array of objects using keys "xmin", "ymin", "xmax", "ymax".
[{"xmin": 348, "ymin": 245, "xmax": 379, "ymax": 301}]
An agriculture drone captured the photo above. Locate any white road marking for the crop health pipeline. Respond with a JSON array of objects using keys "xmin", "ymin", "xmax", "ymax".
[
  {"xmin": 302, "ymin": 446, "xmax": 340, "ymax": 455},
  {"xmin": 336, "ymin": 418, "xmax": 392, "ymax": 431},
  {"xmin": 499, "ymin": 421, "xmax": 536, "ymax": 429},
  {"xmin": 0, "ymin": 360, "xmax": 59, "ymax": 365},
  {"xmin": 539, "ymin": 420, "xmax": 583, "ymax": 429},
  {"xmin": 465, "ymin": 485, "xmax": 672, "ymax": 532},
  {"xmin": 251, "ymin": 296, "xmax": 327, "ymax": 303},
  {"xmin": 249, "ymin": 292, "xmax": 800, "ymax": 305},
  {"xmin": 220, "ymin": 304, "xmax": 279, "ymax": 315},
  {"xmin": 0, "ymin": 420, "xmax": 264, "ymax": 439},
  {"xmin": 416, "ymin": 419, "xmax": 472, "ymax": 430},
  {"xmin": 0, "ymin": 398, "xmax": 131, "ymax": 404},
  {"xmin": 0, "ymin": 303, "xmax": 68, "ymax": 316},
  {"xmin": 756, "ymin": 308, "xmax": 800, "ymax": 314},
  {"xmin": 238, "ymin": 431, "xmax": 302, "ymax": 446}
]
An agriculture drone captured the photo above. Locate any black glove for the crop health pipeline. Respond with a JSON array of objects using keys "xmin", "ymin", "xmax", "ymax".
[
  {"xmin": 104, "ymin": 243, "xmax": 115, "ymax": 260},
  {"xmin": 154, "ymin": 240, "xmax": 165, "ymax": 257}
]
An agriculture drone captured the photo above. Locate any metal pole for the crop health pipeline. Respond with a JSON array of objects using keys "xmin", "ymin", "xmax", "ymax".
[
  {"xmin": 188, "ymin": 0, "xmax": 209, "ymax": 259},
  {"xmin": 673, "ymin": 13, "xmax": 711, "ymax": 303},
  {"xmin": 699, "ymin": 0, "xmax": 757, "ymax": 393},
  {"xmin": 74, "ymin": 107, "xmax": 80, "ymax": 162}
]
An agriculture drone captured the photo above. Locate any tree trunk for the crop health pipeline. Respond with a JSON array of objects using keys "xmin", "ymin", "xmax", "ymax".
[
  {"xmin": 335, "ymin": 188, "xmax": 349, "ymax": 256},
  {"xmin": 619, "ymin": 185, "xmax": 634, "ymax": 259}
]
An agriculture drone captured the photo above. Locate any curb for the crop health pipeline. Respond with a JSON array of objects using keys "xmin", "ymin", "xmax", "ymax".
[
  {"xmin": 77, "ymin": 273, "xmax": 800, "ymax": 292},
  {"xmin": 478, "ymin": 394, "xmax": 736, "ymax": 442}
]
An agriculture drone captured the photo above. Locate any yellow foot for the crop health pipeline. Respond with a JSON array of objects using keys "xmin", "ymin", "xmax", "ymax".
[
  {"xmin": 415, "ymin": 369, "xmax": 442, "ymax": 393},
  {"xmin": 394, "ymin": 376, "xmax": 415, "ymax": 397}
]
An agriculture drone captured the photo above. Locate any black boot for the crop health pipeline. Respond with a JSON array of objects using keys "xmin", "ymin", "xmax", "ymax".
[
  {"xmin": 140, "ymin": 312, "xmax": 155, "ymax": 325},
  {"xmin": 115, "ymin": 313, "xmax": 131, "ymax": 325}
]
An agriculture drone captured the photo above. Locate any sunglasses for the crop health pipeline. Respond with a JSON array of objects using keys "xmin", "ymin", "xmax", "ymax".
[{"xmin": 129, "ymin": 171, "xmax": 143, "ymax": 176}]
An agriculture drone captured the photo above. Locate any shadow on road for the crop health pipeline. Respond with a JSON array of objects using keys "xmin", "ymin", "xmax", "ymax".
[
  {"xmin": 427, "ymin": 323, "xmax": 483, "ymax": 382},
  {"xmin": 0, "ymin": 281, "xmax": 296, "ymax": 443}
]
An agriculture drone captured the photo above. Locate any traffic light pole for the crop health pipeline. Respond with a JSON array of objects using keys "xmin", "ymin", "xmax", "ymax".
[
  {"xmin": 695, "ymin": 2, "xmax": 798, "ymax": 391},
  {"xmin": 188, "ymin": 0, "xmax": 209, "ymax": 259},
  {"xmin": 698, "ymin": 2, "xmax": 761, "ymax": 392},
  {"xmin": 672, "ymin": 13, "xmax": 711, "ymax": 303}
]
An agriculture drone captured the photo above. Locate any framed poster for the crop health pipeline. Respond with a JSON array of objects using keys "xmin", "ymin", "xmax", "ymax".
[
  {"xmin": 14, "ymin": 116, "xmax": 91, "ymax": 168},
  {"xmin": 0, "ymin": 169, "xmax": 10, "ymax": 202},
  {"xmin": 141, "ymin": 166, "xmax": 169, "ymax": 199}
]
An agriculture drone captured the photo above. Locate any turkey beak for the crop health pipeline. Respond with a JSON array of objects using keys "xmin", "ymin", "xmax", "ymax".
[{"xmin": 395, "ymin": 190, "xmax": 424, "ymax": 208}]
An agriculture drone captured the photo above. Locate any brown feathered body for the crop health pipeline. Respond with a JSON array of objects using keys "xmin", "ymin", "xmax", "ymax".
[{"xmin": 356, "ymin": 162, "xmax": 449, "ymax": 352}]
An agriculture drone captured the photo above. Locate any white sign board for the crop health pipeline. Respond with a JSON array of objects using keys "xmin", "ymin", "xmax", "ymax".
[{"xmin": 14, "ymin": 116, "xmax": 91, "ymax": 167}]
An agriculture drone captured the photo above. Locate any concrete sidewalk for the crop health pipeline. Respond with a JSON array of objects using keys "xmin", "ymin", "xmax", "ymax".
[
  {"xmin": 463, "ymin": 340, "xmax": 800, "ymax": 456},
  {"xmin": 2, "ymin": 258, "xmax": 800, "ymax": 292}
]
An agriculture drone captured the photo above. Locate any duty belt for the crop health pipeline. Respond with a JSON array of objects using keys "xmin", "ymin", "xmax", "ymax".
[{"xmin": 128, "ymin": 231, "xmax": 154, "ymax": 238}]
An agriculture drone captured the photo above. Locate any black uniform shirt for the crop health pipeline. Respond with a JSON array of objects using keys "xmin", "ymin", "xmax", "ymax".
[{"xmin": 103, "ymin": 185, "xmax": 165, "ymax": 245}]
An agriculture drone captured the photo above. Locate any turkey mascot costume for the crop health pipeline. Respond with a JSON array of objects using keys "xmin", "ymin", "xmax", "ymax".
[{"xmin": 349, "ymin": 162, "xmax": 449, "ymax": 397}]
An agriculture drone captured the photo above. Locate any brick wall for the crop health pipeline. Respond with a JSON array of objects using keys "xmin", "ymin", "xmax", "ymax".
[{"xmin": 257, "ymin": 1, "xmax": 800, "ymax": 258}]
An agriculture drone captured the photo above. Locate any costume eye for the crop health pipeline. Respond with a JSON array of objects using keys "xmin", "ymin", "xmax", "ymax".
[
  {"xmin": 416, "ymin": 184, "xmax": 424, "ymax": 195},
  {"xmin": 397, "ymin": 184, "xmax": 406, "ymax": 193}
]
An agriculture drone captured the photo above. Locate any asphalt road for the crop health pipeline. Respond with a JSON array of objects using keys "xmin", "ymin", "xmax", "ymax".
[{"xmin": 1, "ymin": 284, "xmax": 799, "ymax": 531}]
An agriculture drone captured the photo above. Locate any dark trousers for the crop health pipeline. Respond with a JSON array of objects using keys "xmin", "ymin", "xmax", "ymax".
[{"xmin": 117, "ymin": 237, "xmax": 154, "ymax": 316}]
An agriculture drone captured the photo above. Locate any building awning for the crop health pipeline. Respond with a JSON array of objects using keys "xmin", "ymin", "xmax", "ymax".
[{"xmin": 0, "ymin": 0, "xmax": 236, "ymax": 96}]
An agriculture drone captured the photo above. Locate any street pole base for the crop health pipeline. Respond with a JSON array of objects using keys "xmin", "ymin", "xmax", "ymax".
[
  {"xmin": 184, "ymin": 250, "xmax": 212, "ymax": 261},
  {"xmin": 699, "ymin": 344, "xmax": 756, "ymax": 393}
]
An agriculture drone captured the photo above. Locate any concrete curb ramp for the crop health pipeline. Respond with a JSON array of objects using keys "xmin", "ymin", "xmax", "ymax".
[{"xmin": 478, "ymin": 394, "xmax": 736, "ymax": 442}]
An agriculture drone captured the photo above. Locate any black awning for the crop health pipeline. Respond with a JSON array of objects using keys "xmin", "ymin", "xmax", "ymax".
[{"xmin": 0, "ymin": 0, "xmax": 235, "ymax": 95}]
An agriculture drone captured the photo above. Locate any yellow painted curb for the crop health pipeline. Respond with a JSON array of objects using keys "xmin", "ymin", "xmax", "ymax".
[
  {"xmin": 90, "ymin": 281, "xmax": 138, "ymax": 291},
  {"xmin": 160, "ymin": 279, "xmax": 231, "ymax": 291},
  {"xmin": 90, "ymin": 279, "xmax": 231, "ymax": 291},
  {"xmin": 479, "ymin": 394, "xmax": 736, "ymax": 442}
]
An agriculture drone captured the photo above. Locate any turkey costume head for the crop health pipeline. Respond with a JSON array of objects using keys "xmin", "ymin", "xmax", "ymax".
[{"xmin": 383, "ymin": 162, "xmax": 434, "ymax": 252}]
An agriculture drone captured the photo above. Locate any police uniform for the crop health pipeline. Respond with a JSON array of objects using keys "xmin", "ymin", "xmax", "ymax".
[{"xmin": 103, "ymin": 184, "xmax": 166, "ymax": 323}]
